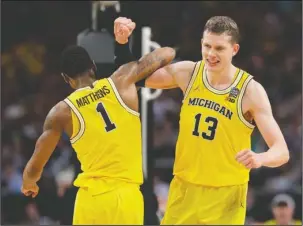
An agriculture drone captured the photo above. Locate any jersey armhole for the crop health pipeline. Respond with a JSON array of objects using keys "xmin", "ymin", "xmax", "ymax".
[
  {"xmin": 69, "ymin": 109, "xmax": 80, "ymax": 140},
  {"xmin": 107, "ymin": 77, "xmax": 140, "ymax": 117},
  {"xmin": 236, "ymin": 75, "xmax": 255, "ymax": 129},
  {"xmin": 183, "ymin": 61, "xmax": 202, "ymax": 102},
  {"xmin": 64, "ymin": 98, "xmax": 86, "ymax": 144}
]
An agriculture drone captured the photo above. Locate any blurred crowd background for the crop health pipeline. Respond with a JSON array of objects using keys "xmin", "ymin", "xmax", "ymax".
[{"xmin": 1, "ymin": 1, "xmax": 302, "ymax": 225}]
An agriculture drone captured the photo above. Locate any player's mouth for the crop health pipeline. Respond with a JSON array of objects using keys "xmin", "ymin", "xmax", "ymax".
[{"xmin": 207, "ymin": 59, "xmax": 220, "ymax": 67}]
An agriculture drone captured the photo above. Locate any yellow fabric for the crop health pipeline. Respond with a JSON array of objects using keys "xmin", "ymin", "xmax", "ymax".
[
  {"xmin": 174, "ymin": 60, "xmax": 255, "ymax": 186},
  {"xmin": 65, "ymin": 78, "xmax": 143, "ymax": 195},
  {"xmin": 73, "ymin": 183, "xmax": 143, "ymax": 225},
  {"xmin": 264, "ymin": 219, "xmax": 302, "ymax": 225},
  {"xmin": 161, "ymin": 177, "xmax": 247, "ymax": 224}
]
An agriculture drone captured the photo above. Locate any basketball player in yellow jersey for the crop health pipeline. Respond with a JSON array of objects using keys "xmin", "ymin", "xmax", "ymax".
[
  {"xmin": 116, "ymin": 16, "xmax": 290, "ymax": 224},
  {"xmin": 20, "ymin": 40, "xmax": 176, "ymax": 224}
]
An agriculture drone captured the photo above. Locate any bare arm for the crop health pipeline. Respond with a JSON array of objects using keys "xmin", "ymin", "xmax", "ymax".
[
  {"xmin": 113, "ymin": 17, "xmax": 188, "ymax": 90},
  {"xmin": 145, "ymin": 60, "xmax": 196, "ymax": 92},
  {"xmin": 247, "ymin": 80, "xmax": 289, "ymax": 167},
  {"xmin": 23, "ymin": 101, "xmax": 70, "ymax": 183},
  {"xmin": 111, "ymin": 47, "xmax": 176, "ymax": 86}
]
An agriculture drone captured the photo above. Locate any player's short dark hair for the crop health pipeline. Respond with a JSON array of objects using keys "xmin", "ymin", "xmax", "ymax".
[
  {"xmin": 60, "ymin": 45, "xmax": 94, "ymax": 78},
  {"xmin": 203, "ymin": 16, "xmax": 240, "ymax": 43}
]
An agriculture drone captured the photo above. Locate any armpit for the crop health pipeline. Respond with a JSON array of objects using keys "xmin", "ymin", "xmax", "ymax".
[{"xmin": 244, "ymin": 111, "xmax": 254, "ymax": 124}]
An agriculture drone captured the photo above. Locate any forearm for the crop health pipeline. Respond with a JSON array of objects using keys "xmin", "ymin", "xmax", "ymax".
[
  {"xmin": 114, "ymin": 41, "xmax": 146, "ymax": 87},
  {"xmin": 133, "ymin": 47, "xmax": 175, "ymax": 83},
  {"xmin": 23, "ymin": 159, "xmax": 43, "ymax": 183},
  {"xmin": 259, "ymin": 143, "xmax": 289, "ymax": 168},
  {"xmin": 22, "ymin": 131, "xmax": 59, "ymax": 183}
]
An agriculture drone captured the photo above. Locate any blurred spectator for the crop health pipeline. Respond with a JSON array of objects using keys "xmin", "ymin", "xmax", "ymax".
[
  {"xmin": 263, "ymin": 194, "xmax": 302, "ymax": 225},
  {"xmin": 21, "ymin": 202, "xmax": 58, "ymax": 225},
  {"xmin": 153, "ymin": 175, "xmax": 170, "ymax": 220}
]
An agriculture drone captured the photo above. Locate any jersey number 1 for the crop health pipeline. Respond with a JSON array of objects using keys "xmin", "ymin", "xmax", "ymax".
[
  {"xmin": 192, "ymin": 113, "xmax": 218, "ymax": 140},
  {"xmin": 96, "ymin": 102, "xmax": 116, "ymax": 132}
]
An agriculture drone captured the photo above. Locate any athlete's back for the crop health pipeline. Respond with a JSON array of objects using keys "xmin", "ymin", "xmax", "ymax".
[
  {"xmin": 67, "ymin": 48, "xmax": 175, "ymax": 224},
  {"xmin": 65, "ymin": 78, "xmax": 142, "ymax": 194},
  {"xmin": 21, "ymin": 42, "xmax": 176, "ymax": 225}
]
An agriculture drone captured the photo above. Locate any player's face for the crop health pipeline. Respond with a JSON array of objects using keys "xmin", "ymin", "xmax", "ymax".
[
  {"xmin": 273, "ymin": 206, "xmax": 293, "ymax": 225},
  {"xmin": 201, "ymin": 31, "xmax": 239, "ymax": 73}
]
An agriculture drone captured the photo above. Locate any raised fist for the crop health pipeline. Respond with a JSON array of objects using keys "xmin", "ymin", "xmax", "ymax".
[{"xmin": 114, "ymin": 17, "xmax": 136, "ymax": 44}]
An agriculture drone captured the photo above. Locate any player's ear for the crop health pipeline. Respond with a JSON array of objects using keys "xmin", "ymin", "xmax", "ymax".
[
  {"xmin": 232, "ymin": 44, "xmax": 240, "ymax": 57},
  {"xmin": 92, "ymin": 60, "xmax": 97, "ymax": 74},
  {"xmin": 61, "ymin": 73, "xmax": 69, "ymax": 84}
]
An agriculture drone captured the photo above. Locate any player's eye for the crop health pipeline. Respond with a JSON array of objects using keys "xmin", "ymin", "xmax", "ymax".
[{"xmin": 216, "ymin": 47, "xmax": 224, "ymax": 51}]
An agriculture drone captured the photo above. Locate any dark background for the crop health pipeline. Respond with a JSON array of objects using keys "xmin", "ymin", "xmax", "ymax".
[{"xmin": 1, "ymin": 1, "xmax": 302, "ymax": 224}]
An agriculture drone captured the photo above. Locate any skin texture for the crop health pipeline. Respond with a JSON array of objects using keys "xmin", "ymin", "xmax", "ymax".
[
  {"xmin": 21, "ymin": 36, "xmax": 176, "ymax": 198},
  {"xmin": 116, "ymin": 18, "xmax": 289, "ymax": 171}
]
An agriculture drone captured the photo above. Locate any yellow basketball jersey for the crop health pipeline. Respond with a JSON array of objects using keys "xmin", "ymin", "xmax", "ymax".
[
  {"xmin": 64, "ymin": 78, "xmax": 143, "ymax": 194},
  {"xmin": 174, "ymin": 60, "xmax": 255, "ymax": 187}
]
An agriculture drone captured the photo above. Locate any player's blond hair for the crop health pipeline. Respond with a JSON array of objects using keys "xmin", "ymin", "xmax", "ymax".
[{"xmin": 204, "ymin": 16, "xmax": 240, "ymax": 43}]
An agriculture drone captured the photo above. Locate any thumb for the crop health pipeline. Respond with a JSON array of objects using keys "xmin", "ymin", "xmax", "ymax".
[{"xmin": 128, "ymin": 22, "xmax": 136, "ymax": 30}]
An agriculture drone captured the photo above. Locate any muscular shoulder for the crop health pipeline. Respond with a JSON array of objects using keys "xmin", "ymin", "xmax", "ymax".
[
  {"xmin": 243, "ymin": 79, "xmax": 271, "ymax": 113},
  {"xmin": 170, "ymin": 60, "xmax": 196, "ymax": 92},
  {"xmin": 44, "ymin": 101, "xmax": 71, "ymax": 131}
]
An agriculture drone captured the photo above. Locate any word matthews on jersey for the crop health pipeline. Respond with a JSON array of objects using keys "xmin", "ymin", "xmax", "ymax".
[{"xmin": 76, "ymin": 86, "xmax": 110, "ymax": 108}]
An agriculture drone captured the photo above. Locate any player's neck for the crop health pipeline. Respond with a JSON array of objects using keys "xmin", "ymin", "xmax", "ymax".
[
  {"xmin": 75, "ymin": 76, "xmax": 96, "ymax": 89},
  {"xmin": 206, "ymin": 64, "xmax": 237, "ymax": 87}
]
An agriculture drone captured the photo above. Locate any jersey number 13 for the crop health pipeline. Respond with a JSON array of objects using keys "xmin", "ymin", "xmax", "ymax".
[{"xmin": 192, "ymin": 113, "xmax": 218, "ymax": 140}]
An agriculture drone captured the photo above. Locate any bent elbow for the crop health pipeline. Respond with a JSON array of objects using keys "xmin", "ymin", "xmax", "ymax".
[
  {"xmin": 162, "ymin": 47, "xmax": 176, "ymax": 64},
  {"xmin": 284, "ymin": 151, "xmax": 290, "ymax": 164},
  {"xmin": 281, "ymin": 147, "xmax": 290, "ymax": 166}
]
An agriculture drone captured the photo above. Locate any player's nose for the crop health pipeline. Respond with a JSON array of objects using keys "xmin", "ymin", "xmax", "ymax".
[{"xmin": 207, "ymin": 49, "xmax": 216, "ymax": 58}]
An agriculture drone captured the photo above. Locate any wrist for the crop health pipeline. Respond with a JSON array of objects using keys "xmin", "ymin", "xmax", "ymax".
[
  {"xmin": 115, "ymin": 40, "xmax": 131, "ymax": 52},
  {"xmin": 115, "ymin": 38, "xmax": 128, "ymax": 45},
  {"xmin": 23, "ymin": 167, "xmax": 41, "ymax": 184},
  {"xmin": 114, "ymin": 40, "xmax": 134, "ymax": 66},
  {"xmin": 256, "ymin": 152, "xmax": 266, "ymax": 167},
  {"xmin": 23, "ymin": 175, "xmax": 39, "ymax": 185},
  {"xmin": 256, "ymin": 149, "xmax": 289, "ymax": 168}
]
